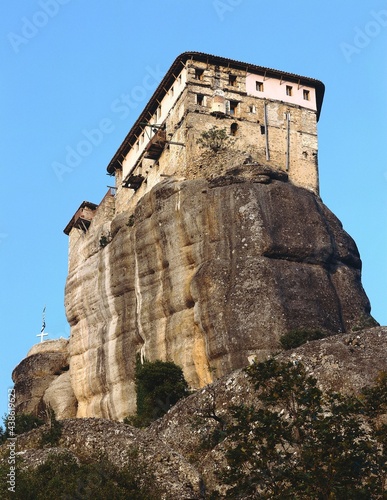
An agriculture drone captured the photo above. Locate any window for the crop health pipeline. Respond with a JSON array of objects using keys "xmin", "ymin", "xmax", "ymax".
[
  {"xmin": 228, "ymin": 74, "xmax": 237, "ymax": 86},
  {"xmin": 286, "ymin": 85, "xmax": 293, "ymax": 96},
  {"xmin": 256, "ymin": 81, "xmax": 264, "ymax": 92},
  {"xmin": 229, "ymin": 100, "xmax": 238, "ymax": 115},
  {"xmin": 196, "ymin": 94, "xmax": 205, "ymax": 105},
  {"xmin": 230, "ymin": 123, "xmax": 238, "ymax": 136},
  {"xmin": 195, "ymin": 68, "xmax": 204, "ymax": 81},
  {"xmin": 303, "ymin": 89, "xmax": 310, "ymax": 101},
  {"xmin": 260, "ymin": 125, "xmax": 266, "ymax": 135},
  {"xmin": 249, "ymin": 105, "xmax": 256, "ymax": 113}
]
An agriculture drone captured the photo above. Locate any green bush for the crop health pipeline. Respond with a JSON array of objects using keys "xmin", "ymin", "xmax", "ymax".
[
  {"xmin": 212, "ymin": 359, "xmax": 387, "ymax": 498},
  {"xmin": 0, "ymin": 450, "xmax": 162, "ymax": 499},
  {"xmin": 280, "ymin": 328, "xmax": 325, "ymax": 349},
  {"xmin": 125, "ymin": 358, "xmax": 189, "ymax": 427},
  {"xmin": 99, "ymin": 234, "xmax": 110, "ymax": 248},
  {"xmin": 127, "ymin": 214, "xmax": 135, "ymax": 227},
  {"xmin": 0, "ymin": 413, "xmax": 44, "ymax": 443},
  {"xmin": 196, "ymin": 126, "xmax": 232, "ymax": 153},
  {"xmin": 40, "ymin": 407, "xmax": 62, "ymax": 447}
]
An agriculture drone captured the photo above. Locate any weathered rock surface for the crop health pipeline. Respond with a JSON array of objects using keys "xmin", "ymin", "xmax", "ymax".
[
  {"xmin": 5, "ymin": 327, "xmax": 386, "ymax": 499},
  {"xmin": 64, "ymin": 166, "xmax": 375, "ymax": 420},
  {"xmin": 26, "ymin": 338, "xmax": 68, "ymax": 357},
  {"xmin": 43, "ymin": 371, "xmax": 77, "ymax": 419},
  {"xmin": 148, "ymin": 326, "xmax": 387, "ymax": 494},
  {"xmin": 11, "ymin": 418, "xmax": 203, "ymax": 499},
  {"xmin": 12, "ymin": 339, "xmax": 76, "ymax": 419}
]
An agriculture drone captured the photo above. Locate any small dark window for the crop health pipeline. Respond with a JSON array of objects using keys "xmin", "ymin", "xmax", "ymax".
[
  {"xmin": 196, "ymin": 94, "xmax": 205, "ymax": 105},
  {"xmin": 260, "ymin": 125, "xmax": 266, "ymax": 135},
  {"xmin": 195, "ymin": 68, "xmax": 204, "ymax": 81},
  {"xmin": 249, "ymin": 105, "xmax": 256, "ymax": 113},
  {"xmin": 230, "ymin": 123, "xmax": 238, "ymax": 136},
  {"xmin": 286, "ymin": 85, "xmax": 293, "ymax": 96},
  {"xmin": 229, "ymin": 74, "xmax": 237, "ymax": 86},
  {"xmin": 303, "ymin": 89, "xmax": 310, "ymax": 100},
  {"xmin": 256, "ymin": 81, "xmax": 264, "ymax": 92},
  {"xmin": 229, "ymin": 100, "xmax": 238, "ymax": 115}
]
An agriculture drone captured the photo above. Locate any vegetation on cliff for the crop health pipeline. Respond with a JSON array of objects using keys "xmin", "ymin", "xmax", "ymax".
[
  {"xmin": 0, "ymin": 449, "xmax": 161, "ymax": 500},
  {"xmin": 2, "ymin": 329, "xmax": 387, "ymax": 498},
  {"xmin": 209, "ymin": 359, "xmax": 387, "ymax": 498},
  {"xmin": 125, "ymin": 358, "xmax": 190, "ymax": 427}
]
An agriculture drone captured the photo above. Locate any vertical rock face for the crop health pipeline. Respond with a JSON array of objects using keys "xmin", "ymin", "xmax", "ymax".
[{"xmin": 64, "ymin": 167, "xmax": 373, "ymax": 421}]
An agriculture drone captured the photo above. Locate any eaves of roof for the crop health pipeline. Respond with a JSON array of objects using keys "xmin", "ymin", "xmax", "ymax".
[
  {"xmin": 63, "ymin": 201, "xmax": 98, "ymax": 235},
  {"xmin": 107, "ymin": 51, "xmax": 325, "ymax": 174}
]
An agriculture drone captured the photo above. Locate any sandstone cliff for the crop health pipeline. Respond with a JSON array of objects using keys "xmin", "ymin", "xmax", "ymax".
[{"xmin": 58, "ymin": 165, "xmax": 373, "ymax": 421}]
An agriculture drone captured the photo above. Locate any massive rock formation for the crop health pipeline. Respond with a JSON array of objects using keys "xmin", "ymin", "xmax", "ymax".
[
  {"xmin": 12, "ymin": 339, "xmax": 77, "ymax": 419},
  {"xmin": 62, "ymin": 165, "xmax": 373, "ymax": 420},
  {"xmin": 6, "ymin": 327, "xmax": 387, "ymax": 499}
]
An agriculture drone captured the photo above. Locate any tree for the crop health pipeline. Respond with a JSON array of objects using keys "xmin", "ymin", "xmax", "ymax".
[
  {"xmin": 279, "ymin": 329, "xmax": 326, "ymax": 350},
  {"xmin": 216, "ymin": 359, "xmax": 383, "ymax": 499},
  {"xmin": 361, "ymin": 371, "xmax": 387, "ymax": 497},
  {"xmin": 126, "ymin": 358, "xmax": 189, "ymax": 427},
  {"xmin": 40, "ymin": 405, "xmax": 62, "ymax": 447},
  {"xmin": 0, "ymin": 413, "xmax": 44, "ymax": 444},
  {"xmin": 0, "ymin": 450, "xmax": 162, "ymax": 500}
]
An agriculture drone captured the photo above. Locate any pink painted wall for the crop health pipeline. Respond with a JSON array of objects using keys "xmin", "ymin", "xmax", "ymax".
[{"xmin": 246, "ymin": 73, "xmax": 317, "ymax": 111}]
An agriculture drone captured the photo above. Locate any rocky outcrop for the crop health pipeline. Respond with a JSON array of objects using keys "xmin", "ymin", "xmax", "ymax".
[
  {"xmin": 12, "ymin": 418, "xmax": 202, "ymax": 499},
  {"xmin": 12, "ymin": 339, "xmax": 77, "ymax": 419},
  {"xmin": 148, "ymin": 326, "xmax": 387, "ymax": 495},
  {"xmin": 150, "ymin": 327, "xmax": 387, "ymax": 454},
  {"xmin": 6, "ymin": 327, "xmax": 386, "ymax": 499},
  {"xmin": 64, "ymin": 165, "xmax": 375, "ymax": 420}
]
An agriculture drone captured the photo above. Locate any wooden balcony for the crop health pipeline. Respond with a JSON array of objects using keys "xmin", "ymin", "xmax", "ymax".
[
  {"xmin": 63, "ymin": 201, "xmax": 98, "ymax": 235},
  {"xmin": 144, "ymin": 129, "xmax": 167, "ymax": 160}
]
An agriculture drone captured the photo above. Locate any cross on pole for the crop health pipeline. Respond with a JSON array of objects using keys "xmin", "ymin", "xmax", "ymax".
[
  {"xmin": 37, "ymin": 305, "xmax": 48, "ymax": 343},
  {"xmin": 37, "ymin": 331, "xmax": 48, "ymax": 342}
]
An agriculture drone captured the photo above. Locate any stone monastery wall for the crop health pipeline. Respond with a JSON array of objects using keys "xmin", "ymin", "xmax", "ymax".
[
  {"xmin": 66, "ymin": 52, "xmax": 324, "ymax": 278},
  {"xmin": 111, "ymin": 58, "xmax": 320, "ymax": 215}
]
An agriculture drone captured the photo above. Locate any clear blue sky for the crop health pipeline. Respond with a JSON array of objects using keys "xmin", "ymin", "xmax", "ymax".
[{"xmin": 1, "ymin": 1, "xmax": 386, "ymax": 420}]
